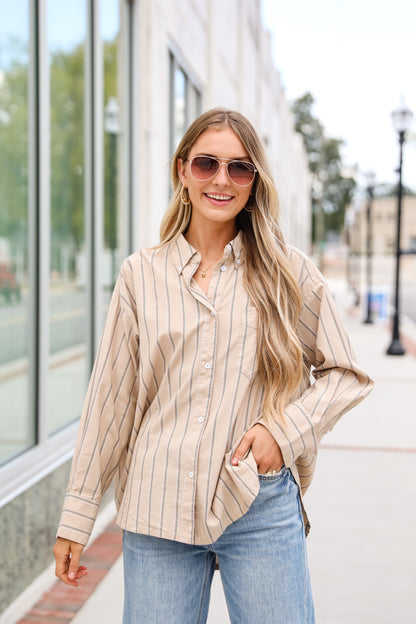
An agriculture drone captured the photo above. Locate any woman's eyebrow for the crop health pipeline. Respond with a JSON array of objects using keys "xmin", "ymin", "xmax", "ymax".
[{"xmin": 195, "ymin": 152, "xmax": 251, "ymax": 160}]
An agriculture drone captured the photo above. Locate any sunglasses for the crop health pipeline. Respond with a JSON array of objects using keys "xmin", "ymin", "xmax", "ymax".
[{"xmin": 186, "ymin": 155, "xmax": 257, "ymax": 187}]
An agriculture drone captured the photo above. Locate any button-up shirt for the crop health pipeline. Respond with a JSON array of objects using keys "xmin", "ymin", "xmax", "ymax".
[{"xmin": 57, "ymin": 232, "xmax": 373, "ymax": 546}]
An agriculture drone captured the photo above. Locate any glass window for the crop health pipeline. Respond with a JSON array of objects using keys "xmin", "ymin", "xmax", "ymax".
[
  {"xmin": 173, "ymin": 64, "xmax": 186, "ymax": 151},
  {"xmin": 0, "ymin": 1, "xmax": 32, "ymax": 464},
  {"xmin": 187, "ymin": 83, "xmax": 201, "ymax": 126},
  {"xmin": 47, "ymin": 0, "xmax": 88, "ymax": 435},
  {"xmin": 169, "ymin": 54, "xmax": 201, "ymax": 157}
]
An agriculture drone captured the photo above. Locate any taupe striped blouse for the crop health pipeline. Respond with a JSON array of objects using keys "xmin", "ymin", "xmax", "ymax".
[{"xmin": 57, "ymin": 232, "xmax": 373, "ymax": 546}]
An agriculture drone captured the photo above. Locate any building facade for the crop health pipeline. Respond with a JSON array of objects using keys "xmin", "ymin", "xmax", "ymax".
[
  {"xmin": 0, "ymin": 0, "xmax": 311, "ymax": 613},
  {"xmin": 347, "ymin": 195, "xmax": 416, "ymax": 255}
]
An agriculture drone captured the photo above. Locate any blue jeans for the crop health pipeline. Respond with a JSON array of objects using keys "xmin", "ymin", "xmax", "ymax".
[{"xmin": 123, "ymin": 466, "xmax": 314, "ymax": 623}]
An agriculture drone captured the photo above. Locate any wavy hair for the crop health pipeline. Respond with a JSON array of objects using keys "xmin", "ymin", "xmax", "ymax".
[{"xmin": 160, "ymin": 108, "xmax": 305, "ymax": 427}]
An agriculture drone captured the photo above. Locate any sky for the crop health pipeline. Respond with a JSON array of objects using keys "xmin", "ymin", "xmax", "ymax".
[{"xmin": 261, "ymin": 0, "xmax": 416, "ymax": 188}]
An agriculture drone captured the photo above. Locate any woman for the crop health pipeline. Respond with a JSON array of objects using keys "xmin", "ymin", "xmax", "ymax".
[{"xmin": 54, "ymin": 108, "xmax": 373, "ymax": 623}]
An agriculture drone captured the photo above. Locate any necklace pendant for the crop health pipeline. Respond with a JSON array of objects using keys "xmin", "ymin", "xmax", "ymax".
[{"xmin": 201, "ymin": 272, "xmax": 206, "ymax": 278}]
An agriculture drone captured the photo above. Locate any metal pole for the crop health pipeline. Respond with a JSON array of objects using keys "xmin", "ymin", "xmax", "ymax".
[
  {"xmin": 364, "ymin": 183, "xmax": 374, "ymax": 324},
  {"xmin": 386, "ymin": 131, "xmax": 405, "ymax": 355}
]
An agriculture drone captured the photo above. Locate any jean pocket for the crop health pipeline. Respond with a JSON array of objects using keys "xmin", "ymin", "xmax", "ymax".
[{"xmin": 258, "ymin": 465, "xmax": 287, "ymax": 482}]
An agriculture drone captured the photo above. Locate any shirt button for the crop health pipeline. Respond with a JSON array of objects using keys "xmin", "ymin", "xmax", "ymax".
[
  {"xmin": 220, "ymin": 265, "xmax": 227, "ymax": 272},
  {"xmin": 226, "ymin": 244, "xmax": 232, "ymax": 251},
  {"xmin": 188, "ymin": 472, "xmax": 194, "ymax": 478},
  {"xmin": 210, "ymin": 310, "xmax": 215, "ymax": 315},
  {"xmin": 178, "ymin": 265, "xmax": 182, "ymax": 272},
  {"xmin": 236, "ymin": 259, "xmax": 241, "ymax": 264},
  {"xmin": 198, "ymin": 416, "xmax": 204, "ymax": 423},
  {"xmin": 204, "ymin": 362, "xmax": 211, "ymax": 369}
]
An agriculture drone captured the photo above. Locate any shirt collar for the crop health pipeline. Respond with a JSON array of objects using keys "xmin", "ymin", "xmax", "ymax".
[{"xmin": 172, "ymin": 230, "xmax": 244, "ymax": 275}]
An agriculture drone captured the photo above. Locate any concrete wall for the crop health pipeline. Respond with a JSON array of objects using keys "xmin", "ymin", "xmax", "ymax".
[{"xmin": 0, "ymin": 463, "xmax": 71, "ymax": 613}]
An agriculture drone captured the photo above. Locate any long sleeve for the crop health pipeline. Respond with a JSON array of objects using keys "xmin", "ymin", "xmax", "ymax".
[
  {"xmin": 259, "ymin": 252, "xmax": 374, "ymax": 477},
  {"xmin": 57, "ymin": 259, "xmax": 140, "ymax": 545}
]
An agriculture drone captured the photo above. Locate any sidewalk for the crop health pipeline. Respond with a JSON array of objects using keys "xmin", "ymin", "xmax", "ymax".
[{"xmin": 11, "ymin": 278, "xmax": 416, "ymax": 623}]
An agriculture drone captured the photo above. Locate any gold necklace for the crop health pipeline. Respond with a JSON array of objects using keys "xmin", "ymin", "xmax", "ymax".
[{"xmin": 197, "ymin": 252, "xmax": 223, "ymax": 278}]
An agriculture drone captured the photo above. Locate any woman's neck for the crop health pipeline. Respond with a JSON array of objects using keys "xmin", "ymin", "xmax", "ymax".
[{"xmin": 184, "ymin": 221, "xmax": 238, "ymax": 259}]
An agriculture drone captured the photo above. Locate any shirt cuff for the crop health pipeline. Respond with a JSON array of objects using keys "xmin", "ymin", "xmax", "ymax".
[{"xmin": 56, "ymin": 493, "xmax": 101, "ymax": 546}]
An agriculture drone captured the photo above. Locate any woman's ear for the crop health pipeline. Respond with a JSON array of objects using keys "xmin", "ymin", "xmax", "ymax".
[{"xmin": 177, "ymin": 158, "xmax": 187, "ymax": 186}]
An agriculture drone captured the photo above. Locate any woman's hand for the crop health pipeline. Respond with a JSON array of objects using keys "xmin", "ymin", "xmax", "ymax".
[
  {"xmin": 53, "ymin": 537, "xmax": 87, "ymax": 586},
  {"xmin": 231, "ymin": 423, "xmax": 284, "ymax": 474}
]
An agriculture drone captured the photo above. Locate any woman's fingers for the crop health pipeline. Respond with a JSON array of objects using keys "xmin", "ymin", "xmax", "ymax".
[
  {"xmin": 232, "ymin": 424, "xmax": 283, "ymax": 473},
  {"xmin": 53, "ymin": 538, "xmax": 87, "ymax": 586}
]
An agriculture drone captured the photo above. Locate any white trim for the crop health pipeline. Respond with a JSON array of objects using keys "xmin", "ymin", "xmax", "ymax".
[
  {"xmin": 92, "ymin": 0, "xmax": 104, "ymax": 354},
  {"xmin": 27, "ymin": 0, "xmax": 39, "ymax": 451},
  {"xmin": 129, "ymin": 0, "xmax": 141, "ymax": 252},
  {"xmin": 38, "ymin": 0, "xmax": 51, "ymax": 445},
  {"xmin": 85, "ymin": 0, "xmax": 104, "ymax": 363}
]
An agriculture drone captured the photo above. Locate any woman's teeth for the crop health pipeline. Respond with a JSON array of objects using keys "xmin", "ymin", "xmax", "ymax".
[{"xmin": 206, "ymin": 193, "xmax": 232, "ymax": 201}]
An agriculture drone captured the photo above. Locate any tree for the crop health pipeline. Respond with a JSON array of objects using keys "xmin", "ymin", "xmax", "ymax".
[
  {"xmin": 0, "ymin": 37, "xmax": 29, "ymax": 245},
  {"xmin": 291, "ymin": 92, "xmax": 356, "ymax": 243}
]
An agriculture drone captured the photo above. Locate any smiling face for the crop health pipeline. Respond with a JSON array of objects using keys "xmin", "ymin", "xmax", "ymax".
[{"xmin": 177, "ymin": 126, "xmax": 254, "ymax": 231}]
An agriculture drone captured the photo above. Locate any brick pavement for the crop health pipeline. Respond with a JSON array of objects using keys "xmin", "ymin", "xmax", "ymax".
[{"xmin": 16, "ymin": 522, "xmax": 122, "ymax": 624}]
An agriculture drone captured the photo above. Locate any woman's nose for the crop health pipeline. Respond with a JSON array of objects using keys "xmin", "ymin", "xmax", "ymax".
[{"xmin": 212, "ymin": 162, "xmax": 230, "ymax": 184}]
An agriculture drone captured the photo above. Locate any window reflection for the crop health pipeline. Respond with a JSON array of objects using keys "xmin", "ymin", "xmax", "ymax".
[
  {"xmin": 169, "ymin": 55, "xmax": 201, "ymax": 157},
  {"xmin": 173, "ymin": 66, "xmax": 186, "ymax": 150},
  {"xmin": 0, "ymin": 1, "xmax": 32, "ymax": 464},
  {"xmin": 47, "ymin": 1, "xmax": 88, "ymax": 435},
  {"xmin": 188, "ymin": 84, "xmax": 201, "ymax": 126}
]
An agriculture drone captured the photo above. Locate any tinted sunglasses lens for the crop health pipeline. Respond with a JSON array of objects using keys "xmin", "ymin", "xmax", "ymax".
[
  {"xmin": 228, "ymin": 161, "xmax": 256, "ymax": 185},
  {"xmin": 191, "ymin": 156, "xmax": 219, "ymax": 180}
]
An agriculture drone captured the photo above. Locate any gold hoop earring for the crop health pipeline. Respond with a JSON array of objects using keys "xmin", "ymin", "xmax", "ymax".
[{"xmin": 181, "ymin": 186, "xmax": 191, "ymax": 206}]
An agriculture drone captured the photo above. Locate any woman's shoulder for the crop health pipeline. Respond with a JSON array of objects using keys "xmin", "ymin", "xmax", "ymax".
[
  {"xmin": 285, "ymin": 244, "xmax": 325, "ymax": 289},
  {"xmin": 118, "ymin": 241, "xmax": 175, "ymax": 285},
  {"xmin": 121, "ymin": 242, "xmax": 170, "ymax": 270}
]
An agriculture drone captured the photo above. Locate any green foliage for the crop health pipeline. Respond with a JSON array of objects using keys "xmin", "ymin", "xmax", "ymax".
[
  {"xmin": 0, "ymin": 36, "xmax": 119, "ymax": 275},
  {"xmin": 0, "ymin": 37, "xmax": 29, "ymax": 243},
  {"xmin": 291, "ymin": 92, "xmax": 356, "ymax": 242},
  {"xmin": 50, "ymin": 44, "xmax": 85, "ymax": 255}
]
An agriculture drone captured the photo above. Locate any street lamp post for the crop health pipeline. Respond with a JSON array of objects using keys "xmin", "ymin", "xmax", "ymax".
[
  {"xmin": 386, "ymin": 101, "xmax": 414, "ymax": 356},
  {"xmin": 363, "ymin": 171, "xmax": 376, "ymax": 324}
]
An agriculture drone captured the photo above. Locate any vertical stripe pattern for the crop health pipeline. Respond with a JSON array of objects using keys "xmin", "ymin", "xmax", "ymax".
[{"xmin": 58, "ymin": 234, "xmax": 373, "ymax": 546}]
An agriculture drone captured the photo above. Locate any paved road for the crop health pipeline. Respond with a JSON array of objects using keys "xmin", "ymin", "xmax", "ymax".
[{"xmin": 0, "ymin": 289, "xmax": 110, "ymax": 365}]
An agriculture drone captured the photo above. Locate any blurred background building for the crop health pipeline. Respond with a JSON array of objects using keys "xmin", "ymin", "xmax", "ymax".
[
  {"xmin": 0, "ymin": 0, "xmax": 311, "ymax": 613},
  {"xmin": 348, "ymin": 195, "xmax": 416, "ymax": 255}
]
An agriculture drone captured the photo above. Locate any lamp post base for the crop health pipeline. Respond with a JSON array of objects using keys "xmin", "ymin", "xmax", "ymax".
[{"xmin": 386, "ymin": 338, "xmax": 405, "ymax": 356}]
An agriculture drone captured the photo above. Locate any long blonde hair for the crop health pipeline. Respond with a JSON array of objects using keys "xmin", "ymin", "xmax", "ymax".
[{"xmin": 160, "ymin": 108, "xmax": 305, "ymax": 427}]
